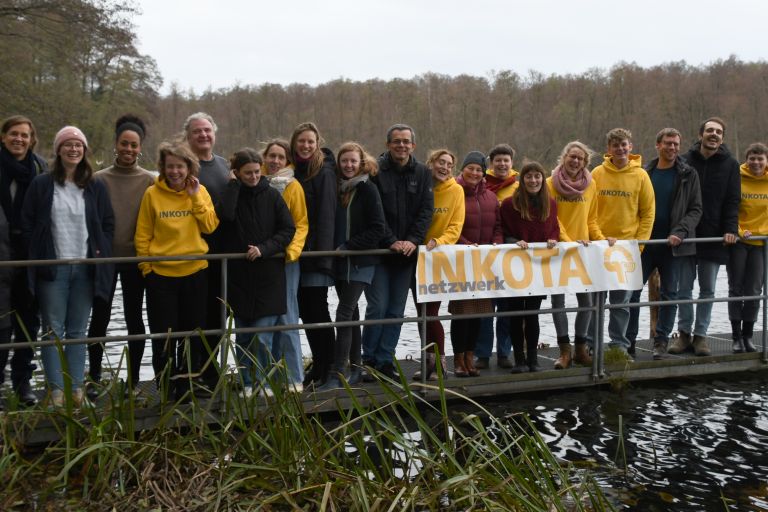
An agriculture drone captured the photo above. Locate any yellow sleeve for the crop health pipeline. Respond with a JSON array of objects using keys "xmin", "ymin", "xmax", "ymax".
[
  {"xmin": 587, "ymin": 188, "xmax": 605, "ymax": 240},
  {"xmin": 134, "ymin": 190, "xmax": 154, "ymax": 276},
  {"xmin": 435, "ymin": 189, "xmax": 465, "ymax": 246},
  {"xmin": 283, "ymin": 181, "xmax": 309, "ymax": 262},
  {"xmin": 635, "ymin": 173, "xmax": 656, "ymax": 247},
  {"xmin": 191, "ymin": 186, "xmax": 220, "ymax": 235}
]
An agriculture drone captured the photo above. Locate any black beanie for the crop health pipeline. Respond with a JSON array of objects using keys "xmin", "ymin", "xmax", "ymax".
[{"xmin": 461, "ymin": 151, "xmax": 486, "ymax": 173}]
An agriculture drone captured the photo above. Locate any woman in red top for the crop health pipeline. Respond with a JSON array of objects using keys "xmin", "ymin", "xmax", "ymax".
[
  {"xmin": 449, "ymin": 151, "xmax": 503, "ymax": 377},
  {"xmin": 499, "ymin": 162, "xmax": 559, "ymax": 373}
]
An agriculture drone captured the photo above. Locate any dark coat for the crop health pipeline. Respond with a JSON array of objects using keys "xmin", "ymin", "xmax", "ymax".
[
  {"xmin": 680, "ymin": 142, "xmax": 740, "ymax": 263},
  {"xmin": 645, "ymin": 157, "xmax": 703, "ymax": 257},
  {"xmin": 294, "ymin": 148, "xmax": 337, "ymax": 276},
  {"xmin": 335, "ymin": 177, "xmax": 386, "ymax": 277},
  {"xmin": 372, "ymin": 152, "xmax": 433, "ymax": 264},
  {"xmin": 0, "ymin": 206, "xmax": 11, "ymax": 329},
  {"xmin": 216, "ymin": 178, "xmax": 295, "ymax": 321},
  {"xmin": 20, "ymin": 173, "xmax": 115, "ymax": 300},
  {"xmin": 457, "ymin": 176, "xmax": 503, "ymax": 245}
]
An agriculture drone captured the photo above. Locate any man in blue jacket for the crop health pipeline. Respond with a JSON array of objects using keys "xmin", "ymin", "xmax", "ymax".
[
  {"xmin": 362, "ymin": 124, "xmax": 433, "ymax": 378},
  {"xmin": 670, "ymin": 117, "xmax": 740, "ymax": 356}
]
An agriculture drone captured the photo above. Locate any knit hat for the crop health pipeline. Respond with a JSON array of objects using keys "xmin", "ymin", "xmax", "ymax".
[
  {"xmin": 53, "ymin": 126, "xmax": 88, "ymax": 153},
  {"xmin": 461, "ymin": 151, "xmax": 486, "ymax": 172}
]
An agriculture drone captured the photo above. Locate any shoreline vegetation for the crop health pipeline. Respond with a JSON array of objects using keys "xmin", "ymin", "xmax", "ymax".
[{"xmin": 0, "ymin": 337, "xmax": 614, "ymax": 510}]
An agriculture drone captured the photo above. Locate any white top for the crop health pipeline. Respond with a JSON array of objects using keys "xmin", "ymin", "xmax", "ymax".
[{"xmin": 52, "ymin": 181, "xmax": 88, "ymax": 259}]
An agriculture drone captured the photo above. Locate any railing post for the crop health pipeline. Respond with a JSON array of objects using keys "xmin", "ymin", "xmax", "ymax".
[
  {"xmin": 220, "ymin": 257, "xmax": 228, "ymax": 371},
  {"xmin": 594, "ymin": 291, "xmax": 605, "ymax": 378}
]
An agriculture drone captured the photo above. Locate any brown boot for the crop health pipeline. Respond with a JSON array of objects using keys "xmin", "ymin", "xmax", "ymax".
[
  {"xmin": 554, "ymin": 343, "xmax": 572, "ymax": 369},
  {"xmin": 412, "ymin": 352, "xmax": 437, "ymax": 381},
  {"xmin": 465, "ymin": 351, "xmax": 480, "ymax": 376},
  {"xmin": 573, "ymin": 341, "xmax": 593, "ymax": 365},
  {"xmin": 668, "ymin": 331, "xmax": 693, "ymax": 354},
  {"xmin": 692, "ymin": 335, "xmax": 711, "ymax": 356},
  {"xmin": 454, "ymin": 352, "xmax": 468, "ymax": 378}
]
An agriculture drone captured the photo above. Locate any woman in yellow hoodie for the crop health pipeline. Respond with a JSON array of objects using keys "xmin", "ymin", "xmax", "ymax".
[
  {"xmin": 727, "ymin": 143, "xmax": 768, "ymax": 353},
  {"xmin": 135, "ymin": 141, "xmax": 219, "ymax": 396},
  {"xmin": 411, "ymin": 149, "xmax": 465, "ymax": 380}
]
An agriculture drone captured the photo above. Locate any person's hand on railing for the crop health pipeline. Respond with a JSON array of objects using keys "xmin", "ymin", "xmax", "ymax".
[
  {"xmin": 516, "ymin": 240, "xmax": 528, "ymax": 250},
  {"xmin": 576, "ymin": 239, "xmax": 589, "ymax": 247},
  {"xmin": 668, "ymin": 235, "xmax": 682, "ymax": 247},
  {"xmin": 246, "ymin": 245, "xmax": 262, "ymax": 261},
  {"xmin": 546, "ymin": 239, "xmax": 557, "ymax": 249},
  {"xmin": 723, "ymin": 232, "xmax": 738, "ymax": 245},
  {"xmin": 742, "ymin": 230, "xmax": 752, "ymax": 239},
  {"xmin": 606, "ymin": 237, "xmax": 617, "ymax": 246},
  {"xmin": 426, "ymin": 239, "xmax": 438, "ymax": 251}
]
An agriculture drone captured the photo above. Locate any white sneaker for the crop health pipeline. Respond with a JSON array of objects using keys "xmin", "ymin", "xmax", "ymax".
[
  {"xmin": 50, "ymin": 389, "xmax": 65, "ymax": 408},
  {"xmin": 290, "ymin": 383, "xmax": 304, "ymax": 394},
  {"xmin": 241, "ymin": 386, "xmax": 254, "ymax": 398},
  {"xmin": 260, "ymin": 387, "xmax": 274, "ymax": 398}
]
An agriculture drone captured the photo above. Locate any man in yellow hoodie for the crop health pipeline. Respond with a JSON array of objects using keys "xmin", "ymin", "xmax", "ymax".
[{"xmin": 591, "ymin": 128, "xmax": 655, "ymax": 355}]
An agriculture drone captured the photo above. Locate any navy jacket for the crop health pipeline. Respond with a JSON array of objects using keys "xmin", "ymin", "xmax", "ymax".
[
  {"xmin": 680, "ymin": 142, "xmax": 740, "ymax": 263},
  {"xmin": 20, "ymin": 173, "xmax": 115, "ymax": 300},
  {"xmin": 335, "ymin": 177, "xmax": 386, "ymax": 277},
  {"xmin": 372, "ymin": 152, "xmax": 433, "ymax": 264}
]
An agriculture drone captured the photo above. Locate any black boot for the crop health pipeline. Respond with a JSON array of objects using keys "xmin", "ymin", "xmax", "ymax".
[
  {"xmin": 731, "ymin": 320, "xmax": 744, "ymax": 353},
  {"xmin": 742, "ymin": 321, "xmax": 757, "ymax": 352}
]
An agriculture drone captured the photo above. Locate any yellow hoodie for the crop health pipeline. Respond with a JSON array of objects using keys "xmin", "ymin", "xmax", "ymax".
[
  {"xmin": 546, "ymin": 177, "xmax": 604, "ymax": 242},
  {"xmin": 485, "ymin": 168, "xmax": 519, "ymax": 204},
  {"xmin": 738, "ymin": 163, "xmax": 768, "ymax": 246},
  {"xmin": 424, "ymin": 177, "xmax": 465, "ymax": 245},
  {"xmin": 281, "ymin": 179, "xmax": 309, "ymax": 261},
  {"xmin": 135, "ymin": 176, "xmax": 219, "ymax": 277},
  {"xmin": 591, "ymin": 154, "xmax": 655, "ymax": 241}
]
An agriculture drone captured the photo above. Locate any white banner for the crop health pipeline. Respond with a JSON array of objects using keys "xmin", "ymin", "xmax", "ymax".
[{"xmin": 415, "ymin": 241, "xmax": 642, "ymax": 303}]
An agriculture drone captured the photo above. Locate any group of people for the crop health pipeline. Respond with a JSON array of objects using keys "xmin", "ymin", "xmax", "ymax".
[{"xmin": 0, "ymin": 113, "xmax": 765, "ymax": 406}]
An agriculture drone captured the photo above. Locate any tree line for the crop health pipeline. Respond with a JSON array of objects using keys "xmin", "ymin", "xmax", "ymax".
[{"xmin": 3, "ymin": 1, "xmax": 768, "ymax": 168}]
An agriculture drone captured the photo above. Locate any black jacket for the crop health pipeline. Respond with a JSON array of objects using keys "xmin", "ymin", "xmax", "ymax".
[
  {"xmin": 294, "ymin": 148, "xmax": 337, "ymax": 276},
  {"xmin": 335, "ymin": 177, "xmax": 386, "ymax": 278},
  {"xmin": 0, "ymin": 206, "xmax": 11, "ymax": 329},
  {"xmin": 644, "ymin": 157, "xmax": 703, "ymax": 257},
  {"xmin": 20, "ymin": 173, "xmax": 115, "ymax": 300},
  {"xmin": 372, "ymin": 152, "xmax": 433, "ymax": 264},
  {"xmin": 680, "ymin": 142, "xmax": 740, "ymax": 263},
  {"xmin": 216, "ymin": 178, "xmax": 295, "ymax": 321}
]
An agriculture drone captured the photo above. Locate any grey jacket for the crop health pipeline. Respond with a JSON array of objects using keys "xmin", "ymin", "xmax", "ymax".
[{"xmin": 645, "ymin": 157, "xmax": 703, "ymax": 257}]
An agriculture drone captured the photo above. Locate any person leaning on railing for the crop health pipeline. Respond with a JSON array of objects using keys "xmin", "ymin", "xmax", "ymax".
[
  {"xmin": 546, "ymin": 141, "xmax": 604, "ymax": 369},
  {"xmin": 134, "ymin": 140, "xmax": 219, "ymax": 400},
  {"xmin": 726, "ymin": 142, "xmax": 768, "ymax": 353},
  {"xmin": 21, "ymin": 126, "xmax": 114, "ymax": 408},
  {"xmin": 500, "ymin": 161, "xmax": 559, "ymax": 374},
  {"xmin": 409, "ymin": 149, "xmax": 465, "ymax": 381}
]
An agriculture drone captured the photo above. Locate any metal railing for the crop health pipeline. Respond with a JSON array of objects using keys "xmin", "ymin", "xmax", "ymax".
[{"xmin": 0, "ymin": 235, "xmax": 766, "ymax": 387}]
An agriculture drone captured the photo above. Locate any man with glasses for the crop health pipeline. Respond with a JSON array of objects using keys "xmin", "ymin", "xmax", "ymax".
[{"xmin": 362, "ymin": 124, "xmax": 433, "ymax": 378}]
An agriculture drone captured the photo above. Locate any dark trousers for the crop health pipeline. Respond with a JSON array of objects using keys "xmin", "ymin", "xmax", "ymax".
[
  {"xmin": 500, "ymin": 296, "xmax": 544, "ymax": 365},
  {"xmin": 727, "ymin": 243, "xmax": 765, "ymax": 323},
  {"xmin": 298, "ymin": 285, "xmax": 335, "ymax": 378},
  {"xmin": 87, "ymin": 263, "xmax": 147, "ymax": 385},
  {"xmin": 0, "ymin": 236, "xmax": 39, "ymax": 386},
  {"xmin": 450, "ymin": 318, "xmax": 481, "ymax": 354},
  {"xmin": 145, "ymin": 270, "xmax": 208, "ymax": 382},
  {"xmin": 332, "ymin": 280, "xmax": 367, "ymax": 373},
  {"xmin": 201, "ymin": 259, "xmax": 223, "ymax": 387}
]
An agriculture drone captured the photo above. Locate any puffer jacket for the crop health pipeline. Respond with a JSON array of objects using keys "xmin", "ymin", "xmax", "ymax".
[{"xmin": 456, "ymin": 176, "xmax": 503, "ymax": 245}]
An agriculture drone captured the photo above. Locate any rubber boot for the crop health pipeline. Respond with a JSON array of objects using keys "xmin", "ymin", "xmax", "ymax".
[
  {"xmin": 554, "ymin": 343, "xmax": 572, "ymax": 370},
  {"xmin": 731, "ymin": 320, "xmax": 744, "ymax": 353},
  {"xmin": 743, "ymin": 321, "xmax": 757, "ymax": 352}
]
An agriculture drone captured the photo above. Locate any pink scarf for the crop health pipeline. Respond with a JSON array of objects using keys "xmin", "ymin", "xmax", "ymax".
[{"xmin": 551, "ymin": 164, "xmax": 591, "ymax": 199}]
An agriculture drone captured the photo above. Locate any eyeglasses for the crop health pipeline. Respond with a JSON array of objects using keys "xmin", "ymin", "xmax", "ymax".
[
  {"xmin": 390, "ymin": 139, "xmax": 412, "ymax": 146},
  {"xmin": 62, "ymin": 142, "xmax": 84, "ymax": 150}
]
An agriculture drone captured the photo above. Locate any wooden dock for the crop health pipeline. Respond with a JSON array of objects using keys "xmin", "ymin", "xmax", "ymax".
[{"xmin": 3, "ymin": 331, "xmax": 766, "ymax": 446}]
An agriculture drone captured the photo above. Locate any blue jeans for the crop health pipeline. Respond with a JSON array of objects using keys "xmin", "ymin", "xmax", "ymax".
[
  {"xmin": 272, "ymin": 261, "xmax": 303, "ymax": 385},
  {"xmin": 551, "ymin": 293, "xmax": 593, "ymax": 341},
  {"xmin": 677, "ymin": 256, "xmax": 720, "ymax": 336},
  {"xmin": 474, "ymin": 300, "xmax": 512, "ymax": 358},
  {"xmin": 362, "ymin": 261, "xmax": 414, "ymax": 367},
  {"xmin": 588, "ymin": 289, "xmax": 632, "ymax": 349},
  {"xmin": 235, "ymin": 315, "xmax": 279, "ymax": 388},
  {"xmin": 37, "ymin": 264, "xmax": 93, "ymax": 391},
  {"xmin": 627, "ymin": 244, "xmax": 681, "ymax": 343}
]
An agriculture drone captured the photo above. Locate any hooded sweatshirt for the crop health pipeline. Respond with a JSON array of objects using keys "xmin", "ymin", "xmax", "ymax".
[
  {"xmin": 546, "ymin": 177, "xmax": 604, "ymax": 242},
  {"xmin": 591, "ymin": 154, "xmax": 655, "ymax": 242},
  {"xmin": 424, "ymin": 176, "xmax": 465, "ymax": 246},
  {"xmin": 134, "ymin": 176, "xmax": 219, "ymax": 277},
  {"xmin": 485, "ymin": 168, "xmax": 519, "ymax": 204},
  {"xmin": 737, "ymin": 163, "xmax": 768, "ymax": 246},
  {"xmin": 266, "ymin": 167, "xmax": 309, "ymax": 262}
]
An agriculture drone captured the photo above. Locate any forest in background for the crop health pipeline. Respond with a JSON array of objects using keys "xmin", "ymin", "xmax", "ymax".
[{"xmin": 3, "ymin": 0, "xmax": 768, "ymax": 169}]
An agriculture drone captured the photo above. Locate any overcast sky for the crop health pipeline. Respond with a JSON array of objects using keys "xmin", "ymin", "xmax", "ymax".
[{"xmin": 134, "ymin": 0, "xmax": 765, "ymax": 95}]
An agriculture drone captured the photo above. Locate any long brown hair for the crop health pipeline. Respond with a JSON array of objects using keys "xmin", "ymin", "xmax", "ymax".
[
  {"xmin": 290, "ymin": 122, "xmax": 324, "ymax": 181},
  {"xmin": 337, "ymin": 141, "xmax": 378, "ymax": 207},
  {"xmin": 511, "ymin": 161, "xmax": 550, "ymax": 222}
]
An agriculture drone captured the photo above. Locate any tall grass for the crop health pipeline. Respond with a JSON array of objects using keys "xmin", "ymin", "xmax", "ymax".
[{"xmin": 0, "ymin": 332, "xmax": 615, "ymax": 511}]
